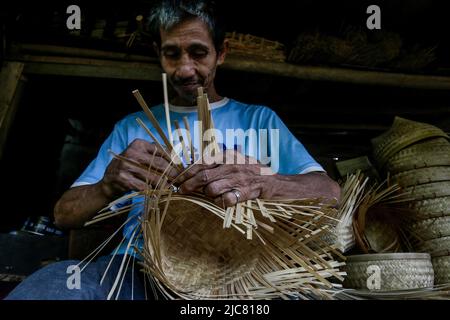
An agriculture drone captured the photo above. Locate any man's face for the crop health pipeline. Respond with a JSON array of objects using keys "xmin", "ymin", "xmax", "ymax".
[{"xmin": 158, "ymin": 18, "xmax": 225, "ymax": 105}]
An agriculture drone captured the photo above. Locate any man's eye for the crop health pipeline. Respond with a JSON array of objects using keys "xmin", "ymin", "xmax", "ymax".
[
  {"xmin": 163, "ymin": 49, "xmax": 180, "ymax": 58},
  {"xmin": 191, "ymin": 50, "xmax": 208, "ymax": 58}
]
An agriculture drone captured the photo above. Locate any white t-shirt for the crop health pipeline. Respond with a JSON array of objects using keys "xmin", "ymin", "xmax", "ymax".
[{"xmin": 73, "ymin": 98, "xmax": 324, "ymax": 256}]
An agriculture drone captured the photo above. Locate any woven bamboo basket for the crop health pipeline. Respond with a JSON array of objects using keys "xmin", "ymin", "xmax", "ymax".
[
  {"xmin": 335, "ymin": 225, "xmax": 356, "ymax": 253},
  {"xmin": 139, "ymin": 196, "xmax": 347, "ymax": 299},
  {"xmin": 409, "ymin": 216, "xmax": 450, "ymax": 241},
  {"xmin": 321, "ymin": 224, "xmax": 355, "ymax": 253},
  {"xmin": 385, "ymin": 142, "xmax": 450, "ymax": 175},
  {"xmin": 431, "ymin": 250, "xmax": 450, "ymax": 285},
  {"xmin": 359, "ymin": 214, "xmax": 402, "ymax": 253},
  {"xmin": 415, "ymin": 236, "xmax": 450, "ymax": 255},
  {"xmin": 371, "ymin": 117, "xmax": 449, "ymax": 168},
  {"xmin": 343, "ymin": 253, "xmax": 434, "ymax": 290},
  {"xmin": 319, "ymin": 170, "xmax": 368, "ymax": 253},
  {"xmin": 408, "ymin": 196, "xmax": 450, "ymax": 219},
  {"xmin": 392, "ymin": 167, "xmax": 450, "ymax": 188},
  {"xmin": 403, "ymin": 181, "xmax": 450, "ymax": 201},
  {"xmin": 353, "ymin": 188, "xmax": 406, "ymax": 254},
  {"xmin": 151, "ymin": 199, "xmax": 262, "ymax": 294}
]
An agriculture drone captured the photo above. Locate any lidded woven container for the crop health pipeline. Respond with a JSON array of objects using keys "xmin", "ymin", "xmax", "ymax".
[
  {"xmin": 431, "ymin": 250, "xmax": 450, "ymax": 285},
  {"xmin": 343, "ymin": 253, "xmax": 434, "ymax": 290}
]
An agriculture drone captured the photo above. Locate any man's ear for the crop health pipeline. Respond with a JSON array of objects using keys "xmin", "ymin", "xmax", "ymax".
[
  {"xmin": 153, "ymin": 42, "xmax": 161, "ymax": 58},
  {"xmin": 216, "ymin": 39, "xmax": 228, "ymax": 66}
]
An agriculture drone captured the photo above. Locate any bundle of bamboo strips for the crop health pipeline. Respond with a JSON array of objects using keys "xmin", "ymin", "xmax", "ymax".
[{"xmin": 330, "ymin": 171, "xmax": 369, "ymax": 252}]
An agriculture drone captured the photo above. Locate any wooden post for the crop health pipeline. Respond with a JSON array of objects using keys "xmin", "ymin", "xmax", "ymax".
[{"xmin": 0, "ymin": 62, "xmax": 25, "ymax": 161}]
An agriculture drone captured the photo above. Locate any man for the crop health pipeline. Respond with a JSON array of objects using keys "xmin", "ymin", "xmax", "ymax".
[{"xmin": 6, "ymin": 0, "xmax": 339, "ymax": 300}]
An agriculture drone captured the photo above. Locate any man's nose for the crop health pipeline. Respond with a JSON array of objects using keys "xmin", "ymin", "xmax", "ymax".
[{"xmin": 176, "ymin": 54, "xmax": 196, "ymax": 79}]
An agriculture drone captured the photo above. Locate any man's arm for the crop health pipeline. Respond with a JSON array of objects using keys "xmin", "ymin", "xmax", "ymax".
[
  {"xmin": 261, "ymin": 171, "xmax": 340, "ymax": 201},
  {"xmin": 54, "ymin": 182, "xmax": 115, "ymax": 229},
  {"xmin": 177, "ymin": 151, "xmax": 341, "ymax": 207}
]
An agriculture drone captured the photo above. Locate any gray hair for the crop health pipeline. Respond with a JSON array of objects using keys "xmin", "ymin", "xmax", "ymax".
[{"xmin": 148, "ymin": 0, "xmax": 225, "ymax": 52}]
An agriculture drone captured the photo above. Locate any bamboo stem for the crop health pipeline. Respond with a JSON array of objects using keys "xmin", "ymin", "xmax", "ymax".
[
  {"xmin": 162, "ymin": 73, "xmax": 173, "ymax": 147},
  {"xmin": 173, "ymin": 119, "xmax": 190, "ymax": 165},
  {"xmin": 132, "ymin": 89, "xmax": 173, "ymax": 153},
  {"xmin": 183, "ymin": 116, "xmax": 194, "ymax": 163}
]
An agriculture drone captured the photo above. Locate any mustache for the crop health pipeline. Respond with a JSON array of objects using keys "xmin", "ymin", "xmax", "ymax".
[{"xmin": 172, "ymin": 76, "xmax": 204, "ymax": 87}]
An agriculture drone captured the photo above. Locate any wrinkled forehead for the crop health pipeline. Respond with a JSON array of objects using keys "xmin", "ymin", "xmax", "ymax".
[{"xmin": 159, "ymin": 17, "xmax": 214, "ymax": 47}]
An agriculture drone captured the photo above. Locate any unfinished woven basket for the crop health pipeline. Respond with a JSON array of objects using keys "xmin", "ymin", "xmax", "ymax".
[
  {"xmin": 408, "ymin": 196, "xmax": 450, "ymax": 219},
  {"xmin": 361, "ymin": 214, "xmax": 401, "ymax": 253},
  {"xmin": 409, "ymin": 216, "xmax": 450, "ymax": 241},
  {"xmin": 353, "ymin": 196, "xmax": 405, "ymax": 254},
  {"xmin": 371, "ymin": 117, "xmax": 449, "ymax": 168},
  {"xmin": 343, "ymin": 253, "xmax": 434, "ymax": 290},
  {"xmin": 152, "ymin": 199, "xmax": 261, "ymax": 294},
  {"xmin": 431, "ymin": 250, "xmax": 450, "ymax": 285},
  {"xmin": 139, "ymin": 195, "xmax": 346, "ymax": 299},
  {"xmin": 385, "ymin": 142, "xmax": 450, "ymax": 175},
  {"xmin": 392, "ymin": 167, "xmax": 450, "ymax": 188}
]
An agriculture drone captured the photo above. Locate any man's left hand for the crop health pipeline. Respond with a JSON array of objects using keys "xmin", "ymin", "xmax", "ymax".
[{"xmin": 176, "ymin": 150, "xmax": 272, "ymax": 207}]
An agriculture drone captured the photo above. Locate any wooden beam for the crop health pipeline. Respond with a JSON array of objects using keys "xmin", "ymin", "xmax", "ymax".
[
  {"xmin": 222, "ymin": 57, "xmax": 450, "ymax": 90},
  {"xmin": 15, "ymin": 43, "xmax": 157, "ymax": 63},
  {"xmin": 18, "ymin": 55, "xmax": 163, "ymax": 81},
  {"xmin": 8, "ymin": 43, "xmax": 450, "ymax": 90},
  {"xmin": 0, "ymin": 62, "xmax": 25, "ymax": 161}
]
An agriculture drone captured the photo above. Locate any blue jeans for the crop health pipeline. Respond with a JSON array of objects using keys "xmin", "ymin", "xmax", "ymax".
[{"xmin": 4, "ymin": 255, "xmax": 147, "ymax": 300}]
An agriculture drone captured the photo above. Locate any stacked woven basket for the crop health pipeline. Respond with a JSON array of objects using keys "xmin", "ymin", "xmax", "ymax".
[
  {"xmin": 371, "ymin": 116, "xmax": 450, "ymax": 285},
  {"xmin": 343, "ymin": 253, "xmax": 434, "ymax": 290}
]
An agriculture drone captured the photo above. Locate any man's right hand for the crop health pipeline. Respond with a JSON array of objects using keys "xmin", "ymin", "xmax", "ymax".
[
  {"xmin": 99, "ymin": 139, "xmax": 180, "ymax": 199},
  {"xmin": 54, "ymin": 138, "xmax": 180, "ymax": 229}
]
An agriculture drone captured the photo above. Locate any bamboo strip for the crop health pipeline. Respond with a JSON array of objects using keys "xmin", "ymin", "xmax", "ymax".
[
  {"xmin": 182, "ymin": 116, "xmax": 195, "ymax": 163},
  {"xmin": 162, "ymin": 73, "xmax": 173, "ymax": 147},
  {"xmin": 132, "ymin": 90, "xmax": 173, "ymax": 152},
  {"xmin": 135, "ymin": 118, "xmax": 173, "ymax": 163},
  {"xmin": 173, "ymin": 120, "xmax": 190, "ymax": 165}
]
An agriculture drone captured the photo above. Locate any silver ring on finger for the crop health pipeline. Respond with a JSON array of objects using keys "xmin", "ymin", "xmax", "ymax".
[
  {"xmin": 202, "ymin": 170, "xmax": 209, "ymax": 182},
  {"xmin": 231, "ymin": 189, "xmax": 241, "ymax": 204}
]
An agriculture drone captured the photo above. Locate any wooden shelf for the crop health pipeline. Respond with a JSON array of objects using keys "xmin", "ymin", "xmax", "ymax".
[
  {"xmin": 6, "ymin": 43, "xmax": 450, "ymax": 90},
  {"xmin": 223, "ymin": 57, "xmax": 450, "ymax": 90},
  {"xmin": 20, "ymin": 55, "xmax": 163, "ymax": 81}
]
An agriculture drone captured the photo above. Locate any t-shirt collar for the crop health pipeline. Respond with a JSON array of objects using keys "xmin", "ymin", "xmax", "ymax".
[{"xmin": 169, "ymin": 97, "xmax": 229, "ymax": 113}]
